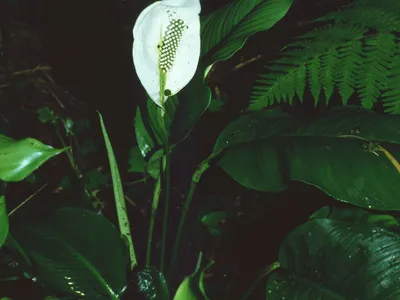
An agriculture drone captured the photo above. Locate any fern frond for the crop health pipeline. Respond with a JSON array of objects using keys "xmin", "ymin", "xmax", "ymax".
[
  {"xmin": 249, "ymin": 0, "xmax": 400, "ymax": 112},
  {"xmin": 356, "ymin": 33, "xmax": 396, "ymax": 109},
  {"xmin": 317, "ymin": 0, "xmax": 400, "ymax": 32},
  {"xmin": 382, "ymin": 39, "xmax": 400, "ymax": 113},
  {"xmin": 334, "ymin": 40, "xmax": 363, "ymax": 105}
]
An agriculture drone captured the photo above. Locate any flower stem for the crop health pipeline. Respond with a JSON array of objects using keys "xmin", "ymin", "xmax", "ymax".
[
  {"xmin": 160, "ymin": 136, "xmax": 171, "ymax": 272},
  {"xmin": 168, "ymin": 158, "xmax": 210, "ymax": 280},
  {"xmin": 146, "ymin": 175, "xmax": 161, "ymax": 266}
]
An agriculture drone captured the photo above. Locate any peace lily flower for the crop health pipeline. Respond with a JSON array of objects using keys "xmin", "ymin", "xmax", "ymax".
[{"xmin": 132, "ymin": 0, "xmax": 201, "ymax": 108}]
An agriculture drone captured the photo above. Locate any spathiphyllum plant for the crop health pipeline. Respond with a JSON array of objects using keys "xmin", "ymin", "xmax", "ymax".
[
  {"xmin": 4, "ymin": 0, "xmax": 400, "ymax": 299},
  {"xmin": 132, "ymin": 0, "xmax": 201, "ymax": 108}
]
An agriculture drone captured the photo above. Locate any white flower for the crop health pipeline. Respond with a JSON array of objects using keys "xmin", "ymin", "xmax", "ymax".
[{"xmin": 132, "ymin": 0, "xmax": 201, "ymax": 108}]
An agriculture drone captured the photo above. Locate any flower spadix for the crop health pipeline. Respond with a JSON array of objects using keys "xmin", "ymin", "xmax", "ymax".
[{"xmin": 132, "ymin": 0, "xmax": 201, "ymax": 108}]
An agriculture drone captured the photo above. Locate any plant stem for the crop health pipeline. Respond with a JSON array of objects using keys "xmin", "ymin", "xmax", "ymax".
[
  {"xmin": 146, "ymin": 175, "xmax": 162, "ymax": 266},
  {"xmin": 54, "ymin": 124, "xmax": 75, "ymax": 172},
  {"xmin": 160, "ymin": 139, "xmax": 171, "ymax": 272},
  {"xmin": 168, "ymin": 159, "xmax": 210, "ymax": 280}
]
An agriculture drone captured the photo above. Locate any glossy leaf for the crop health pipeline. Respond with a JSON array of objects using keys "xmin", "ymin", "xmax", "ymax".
[
  {"xmin": 310, "ymin": 206, "xmax": 400, "ymax": 230},
  {"xmin": 0, "ymin": 196, "xmax": 8, "ymax": 247},
  {"xmin": 136, "ymin": 266, "xmax": 169, "ymax": 300},
  {"xmin": 201, "ymin": 0, "xmax": 293, "ymax": 66},
  {"xmin": 173, "ymin": 262, "xmax": 213, "ymax": 300},
  {"xmin": 267, "ymin": 219, "xmax": 400, "ymax": 299},
  {"xmin": 170, "ymin": 63, "xmax": 211, "ymax": 145},
  {"xmin": 135, "ymin": 107, "xmax": 156, "ymax": 158},
  {"xmin": 0, "ymin": 135, "xmax": 65, "ymax": 182},
  {"xmin": 11, "ymin": 207, "xmax": 129, "ymax": 299},
  {"xmin": 217, "ymin": 107, "xmax": 400, "ymax": 210},
  {"xmin": 173, "ymin": 275, "xmax": 199, "ymax": 300}
]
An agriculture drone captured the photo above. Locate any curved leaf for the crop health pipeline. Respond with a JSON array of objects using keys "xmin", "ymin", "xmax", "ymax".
[
  {"xmin": 173, "ymin": 262, "xmax": 213, "ymax": 300},
  {"xmin": 217, "ymin": 107, "xmax": 400, "ymax": 210},
  {"xmin": 135, "ymin": 107, "xmax": 156, "ymax": 158},
  {"xmin": 310, "ymin": 206, "xmax": 400, "ymax": 230},
  {"xmin": 170, "ymin": 64, "xmax": 211, "ymax": 145},
  {"xmin": 267, "ymin": 218, "xmax": 400, "ymax": 299},
  {"xmin": 11, "ymin": 207, "xmax": 129, "ymax": 299},
  {"xmin": 0, "ymin": 135, "xmax": 65, "ymax": 182},
  {"xmin": 201, "ymin": 0, "xmax": 293, "ymax": 65},
  {"xmin": 0, "ymin": 196, "xmax": 8, "ymax": 247}
]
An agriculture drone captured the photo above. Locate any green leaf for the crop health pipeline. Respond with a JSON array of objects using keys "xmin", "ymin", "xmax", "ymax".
[
  {"xmin": 146, "ymin": 95, "xmax": 177, "ymax": 146},
  {"xmin": 170, "ymin": 64, "xmax": 211, "ymax": 145},
  {"xmin": 128, "ymin": 147, "xmax": 146, "ymax": 173},
  {"xmin": 11, "ymin": 207, "xmax": 129, "ymax": 299},
  {"xmin": 83, "ymin": 169, "xmax": 109, "ymax": 190},
  {"xmin": 310, "ymin": 206, "xmax": 400, "ymax": 231},
  {"xmin": 201, "ymin": 0, "xmax": 293, "ymax": 66},
  {"xmin": 0, "ymin": 196, "xmax": 8, "ymax": 247},
  {"xmin": 201, "ymin": 211, "xmax": 229, "ymax": 237},
  {"xmin": 173, "ymin": 262, "xmax": 213, "ymax": 300},
  {"xmin": 0, "ymin": 240, "xmax": 32, "ymax": 282},
  {"xmin": 217, "ymin": 106, "xmax": 400, "ymax": 210},
  {"xmin": 0, "ymin": 135, "xmax": 65, "ymax": 182},
  {"xmin": 146, "ymin": 149, "xmax": 164, "ymax": 179},
  {"xmin": 267, "ymin": 218, "xmax": 400, "ymax": 299},
  {"xmin": 37, "ymin": 107, "xmax": 57, "ymax": 124},
  {"xmin": 136, "ymin": 267, "xmax": 169, "ymax": 300},
  {"xmin": 135, "ymin": 107, "xmax": 156, "ymax": 158},
  {"xmin": 173, "ymin": 276, "xmax": 199, "ymax": 300},
  {"xmin": 98, "ymin": 113, "xmax": 137, "ymax": 269}
]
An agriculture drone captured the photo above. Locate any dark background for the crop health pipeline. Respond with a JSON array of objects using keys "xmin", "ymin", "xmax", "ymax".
[{"xmin": 0, "ymin": 0, "xmax": 354, "ymax": 299}]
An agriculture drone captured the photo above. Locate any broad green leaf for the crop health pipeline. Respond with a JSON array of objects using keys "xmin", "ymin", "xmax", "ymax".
[
  {"xmin": 98, "ymin": 113, "xmax": 136, "ymax": 269},
  {"xmin": 267, "ymin": 219, "xmax": 400, "ymax": 299},
  {"xmin": 217, "ymin": 107, "xmax": 400, "ymax": 210},
  {"xmin": 200, "ymin": 0, "xmax": 293, "ymax": 66},
  {"xmin": 310, "ymin": 206, "xmax": 399, "ymax": 230},
  {"xmin": 11, "ymin": 207, "xmax": 129, "ymax": 299},
  {"xmin": 0, "ymin": 196, "xmax": 8, "ymax": 247},
  {"xmin": 170, "ymin": 64, "xmax": 211, "ymax": 145},
  {"xmin": 0, "ymin": 135, "xmax": 65, "ymax": 182},
  {"xmin": 128, "ymin": 147, "xmax": 146, "ymax": 173},
  {"xmin": 135, "ymin": 267, "xmax": 169, "ymax": 300}
]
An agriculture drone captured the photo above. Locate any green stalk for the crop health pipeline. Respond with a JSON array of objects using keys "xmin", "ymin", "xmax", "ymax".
[
  {"xmin": 54, "ymin": 125, "xmax": 75, "ymax": 172},
  {"xmin": 160, "ymin": 145, "xmax": 170, "ymax": 272},
  {"xmin": 98, "ymin": 112, "xmax": 137, "ymax": 269},
  {"xmin": 160, "ymin": 117, "xmax": 171, "ymax": 272},
  {"xmin": 146, "ymin": 176, "xmax": 162, "ymax": 266},
  {"xmin": 168, "ymin": 158, "xmax": 211, "ymax": 280}
]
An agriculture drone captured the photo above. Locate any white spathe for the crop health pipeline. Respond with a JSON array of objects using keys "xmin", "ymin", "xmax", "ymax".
[{"xmin": 132, "ymin": 0, "xmax": 201, "ymax": 107}]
